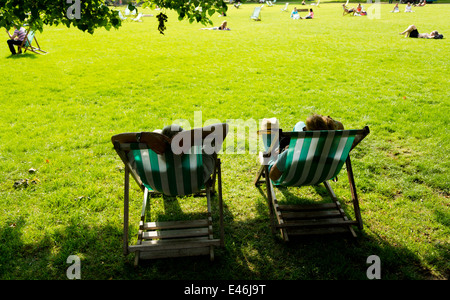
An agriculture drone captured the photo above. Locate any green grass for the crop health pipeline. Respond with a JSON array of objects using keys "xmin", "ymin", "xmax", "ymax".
[{"xmin": 0, "ymin": 3, "xmax": 449, "ymax": 280}]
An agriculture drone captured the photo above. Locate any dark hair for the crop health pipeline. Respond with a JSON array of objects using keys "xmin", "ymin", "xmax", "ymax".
[
  {"xmin": 161, "ymin": 124, "xmax": 184, "ymax": 139},
  {"xmin": 305, "ymin": 114, "xmax": 335, "ymax": 130},
  {"xmin": 310, "ymin": 8, "xmax": 313, "ymax": 12}
]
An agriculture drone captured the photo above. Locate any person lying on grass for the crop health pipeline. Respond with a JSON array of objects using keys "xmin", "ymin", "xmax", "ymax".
[
  {"xmin": 400, "ymin": 24, "xmax": 444, "ymax": 39},
  {"xmin": 262, "ymin": 114, "xmax": 344, "ymax": 181},
  {"xmin": 200, "ymin": 21, "xmax": 230, "ymax": 30}
]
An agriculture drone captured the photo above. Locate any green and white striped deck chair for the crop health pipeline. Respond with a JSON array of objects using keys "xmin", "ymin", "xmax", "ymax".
[
  {"xmin": 251, "ymin": 6, "xmax": 262, "ymax": 21},
  {"xmin": 255, "ymin": 126, "xmax": 370, "ymax": 241},
  {"xmin": 112, "ymin": 123, "xmax": 228, "ymax": 265},
  {"xmin": 19, "ymin": 29, "xmax": 48, "ymax": 55},
  {"xmin": 131, "ymin": 143, "xmax": 205, "ymax": 196}
]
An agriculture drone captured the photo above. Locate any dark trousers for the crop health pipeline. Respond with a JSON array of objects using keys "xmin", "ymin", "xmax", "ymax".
[{"xmin": 7, "ymin": 39, "xmax": 23, "ymax": 54}]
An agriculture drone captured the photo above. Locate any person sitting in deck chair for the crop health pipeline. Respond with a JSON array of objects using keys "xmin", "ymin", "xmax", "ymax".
[
  {"xmin": 264, "ymin": 114, "xmax": 344, "ymax": 181},
  {"xmin": 342, "ymin": 3, "xmax": 356, "ymax": 16},
  {"xmin": 5, "ymin": 25, "xmax": 26, "ymax": 55}
]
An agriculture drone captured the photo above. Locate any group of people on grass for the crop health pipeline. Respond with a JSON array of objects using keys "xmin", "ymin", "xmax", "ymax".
[
  {"xmin": 342, "ymin": 3, "xmax": 366, "ymax": 16},
  {"xmin": 391, "ymin": 1, "xmax": 425, "ymax": 13},
  {"xmin": 5, "ymin": 2, "xmax": 445, "ymax": 55}
]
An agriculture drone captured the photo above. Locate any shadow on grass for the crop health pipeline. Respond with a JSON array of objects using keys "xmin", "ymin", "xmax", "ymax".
[
  {"xmin": 0, "ymin": 185, "xmax": 446, "ymax": 279},
  {"xmin": 250, "ymin": 182, "xmax": 446, "ymax": 280},
  {"xmin": 5, "ymin": 53, "xmax": 38, "ymax": 59}
]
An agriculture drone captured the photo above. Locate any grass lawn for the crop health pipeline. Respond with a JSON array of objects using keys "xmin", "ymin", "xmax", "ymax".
[{"xmin": 0, "ymin": 2, "xmax": 448, "ymax": 280}]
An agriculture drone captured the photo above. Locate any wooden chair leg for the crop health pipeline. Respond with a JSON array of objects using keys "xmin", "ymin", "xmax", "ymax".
[
  {"xmin": 123, "ymin": 167, "xmax": 130, "ymax": 256},
  {"xmin": 346, "ymin": 156, "xmax": 363, "ymax": 230},
  {"xmin": 217, "ymin": 159, "xmax": 225, "ymax": 247},
  {"xmin": 254, "ymin": 165, "xmax": 265, "ymax": 186},
  {"xmin": 263, "ymin": 166, "xmax": 275, "ymax": 233}
]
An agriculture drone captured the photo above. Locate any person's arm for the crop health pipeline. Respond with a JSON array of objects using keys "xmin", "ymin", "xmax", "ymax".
[
  {"xmin": 6, "ymin": 29, "xmax": 14, "ymax": 39},
  {"xmin": 269, "ymin": 163, "xmax": 282, "ymax": 181}
]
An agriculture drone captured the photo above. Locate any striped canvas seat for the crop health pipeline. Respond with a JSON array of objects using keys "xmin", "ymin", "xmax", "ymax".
[
  {"xmin": 273, "ymin": 130, "xmax": 358, "ymax": 187},
  {"xmin": 23, "ymin": 30, "xmax": 34, "ymax": 48},
  {"xmin": 19, "ymin": 28, "xmax": 48, "ymax": 55},
  {"xmin": 128, "ymin": 144, "xmax": 204, "ymax": 197}
]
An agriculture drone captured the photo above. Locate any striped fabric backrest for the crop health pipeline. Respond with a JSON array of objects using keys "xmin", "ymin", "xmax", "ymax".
[
  {"xmin": 274, "ymin": 130, "xmax": 358, "ymax": 187},
  {"xmin": 24, "ymin": 31, "xmax": 34, "ymax": 47},
  {"xmin": 112, "ymin": 123, "xmax": 229, "ymax": 197},
  {"xmin": 128, "ymin": 144, "xmax": 204, "ymax": 197}
]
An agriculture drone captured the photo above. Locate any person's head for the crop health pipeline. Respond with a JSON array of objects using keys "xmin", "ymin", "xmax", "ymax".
[
  {"xmin": 161, "ymin": 124, "xmax": 184, "ymax": 139},
  {"xmin": 430, "ymin": 30, "xmax": 438, "ymax": 36},
  {"xmin": 310, "ymin": 8, "xmax": 313, "ymax": 12},
  {"xmin": 221, "ymin": 21, "xmax": 227, "ymax": 27},
  {"xmin": 305, "ymin": 114, "xmax": 344, "ymax": 131}
]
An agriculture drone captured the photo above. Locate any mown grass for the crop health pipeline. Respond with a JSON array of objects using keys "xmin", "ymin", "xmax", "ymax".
[{"xmin": 0, "ymin": 2, "xmax": 448, "ymax": 280}]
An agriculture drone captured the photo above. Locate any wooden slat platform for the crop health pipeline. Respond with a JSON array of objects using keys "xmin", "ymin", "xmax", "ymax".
[
  {"xmin": 129, "ymin": 237, "xmax": 221, "ymax": 259},
  {"xmin": 141, "ymin": 219, "xmax": 209, "ymax": 230},
  {"xmin": 275, "ymin": 202, "xmax": 357, "ymax": 238},
  {"xmin": 132, "ymin": 218, "xmax": 217, "ymax": 261}
]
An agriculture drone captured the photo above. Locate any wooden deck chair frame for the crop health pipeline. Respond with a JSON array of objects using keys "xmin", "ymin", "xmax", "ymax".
[
  {"xmin": 112, "ymin": 123, "xmax": 228, "ymax": 265},
  {"xmin": 19, "ymin": 29, "xmax": 47, "ymax": 55},
  {"xmin": 254, "ymin": 126, "xmax": 370, "ymax": 241},
  {"xmin": 132, "ymin": 13, "xmax": 143, "ymax": 22},
  {"xmin": 118, "ymin": 10, "xmax": 128, "ymax": 21}
]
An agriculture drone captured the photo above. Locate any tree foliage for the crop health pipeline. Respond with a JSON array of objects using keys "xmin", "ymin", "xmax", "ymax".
[{"xmin": 0, "ymin": 0, "xmax": 229, "ymax": 34}]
